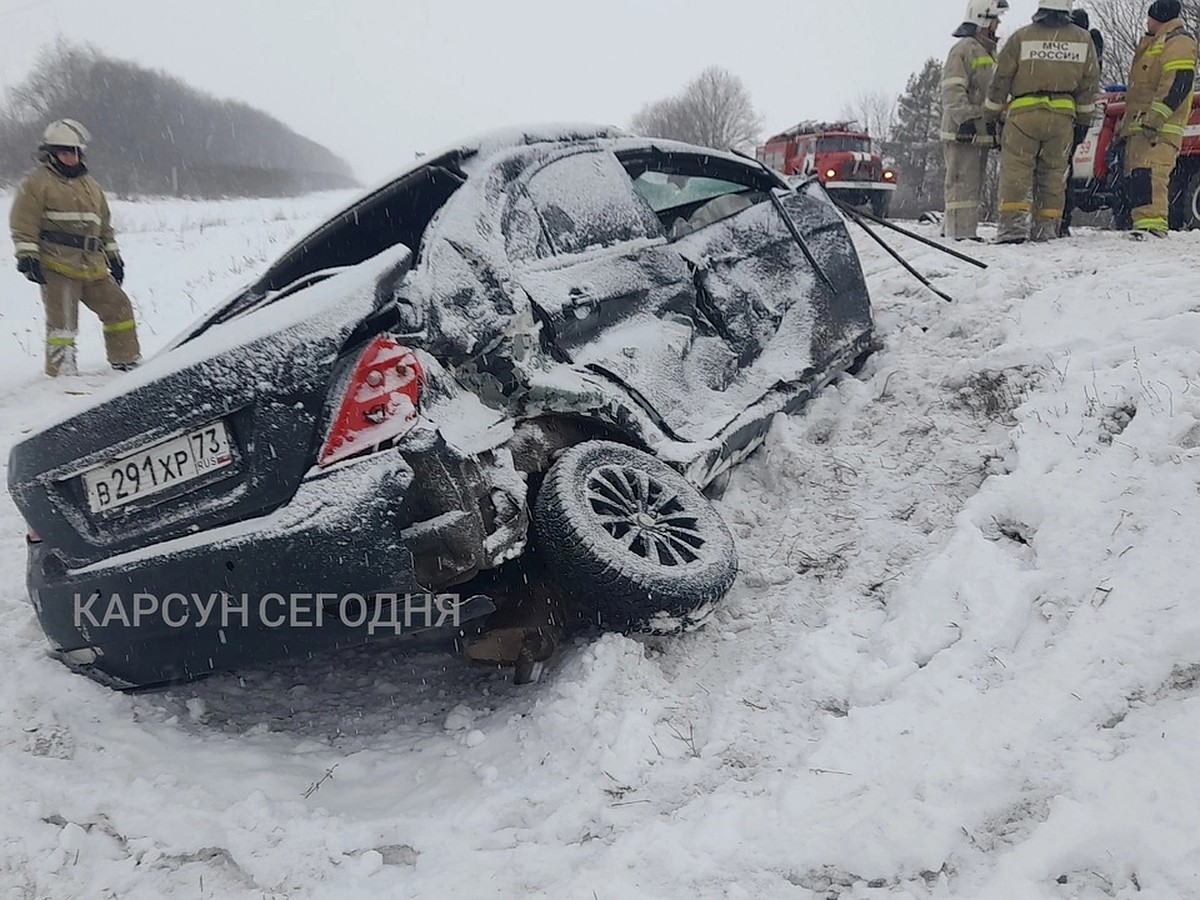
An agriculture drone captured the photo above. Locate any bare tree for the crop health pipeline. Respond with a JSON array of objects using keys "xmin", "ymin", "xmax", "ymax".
[
  {"xmin": 1087, "ymin": 0, "xmax": 1200, "ymax": 80},
  {"xmin": 838, "ymin": 90, "xmax": 898, "ymax": 141},
  {"xmin": 630, "ymin": 96, "xmax": 695, "ymax": 146},
  {"xmin": 630, "ymin": 66, "xmax": 764, "ymax": 151},
  {"xmin": 6, "ymin": 38, "xmax": 97, "ymax": 121}
]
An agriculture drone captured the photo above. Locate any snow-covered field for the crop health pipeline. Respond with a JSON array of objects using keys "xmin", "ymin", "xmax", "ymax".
[{"xmin": 2, "ymin": 188, "xmax": 1199, "ymax": 899}]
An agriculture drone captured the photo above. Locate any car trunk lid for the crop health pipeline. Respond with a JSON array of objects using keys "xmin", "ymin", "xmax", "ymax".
[{"xmin": 8, "ymin": 246, "xmax": 412, "ymax": 568}]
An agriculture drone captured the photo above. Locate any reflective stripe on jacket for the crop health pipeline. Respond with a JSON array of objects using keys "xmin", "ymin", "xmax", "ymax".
[
  {"xmin": 9, "ymin": 161, "xmax": 118, "ymax": 281},
  {"xmin": 1122, "ymin": 19, "xmax": 1197, "ymax": 144},
  {"xmin": 985, "ymin": 20, "xmax": 1101, "ymax": 125},
  {"xmin": 941, "ymin": 33, "xmax": 998, "ymax": 142}
]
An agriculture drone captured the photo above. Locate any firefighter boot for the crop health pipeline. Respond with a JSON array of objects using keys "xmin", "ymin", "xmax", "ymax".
[
  {"xmin": 1029, "ymin": 123, "xmax": 1073, "ymax": 242},
  {"xmin": 942, "ymin": 143, "xmax": 989, "ymax": 240},
  {"xmin": 1127, "ymin": 135, "xmax": 1178, "ymax": 235},
  {"xmin": 80, "ymin": 276, "xmax": 141, "ymax": 368},
  {"xmin": 41, "ymin": 273, "xmax": 82, "ymax": 377},
  {"xmin": 1031, "ymin": 213, "xmax": 1063, "ymax": 242},
  {"xmin": 45, "ymin": 335, "xmax": 78, "ymax": 377},
  {"xmin": 996, "ymin": 119, "xmax": 1038, "ymax": 242}
]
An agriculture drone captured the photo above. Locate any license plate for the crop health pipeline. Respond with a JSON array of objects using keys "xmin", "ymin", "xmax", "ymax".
[{"xmin": 83, "ymin": 422, "xmax": 234, "ymax": 513}]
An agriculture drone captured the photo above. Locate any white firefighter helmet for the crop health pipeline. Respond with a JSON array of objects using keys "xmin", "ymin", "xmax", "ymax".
[
  {"xmin": 41, "ymin": 118, "xmax": 90, "ymax": 151},
  {"xmin": 963, "ymin": 0, "xmax": 1010, "ymax": 26},
  {"xmin": 1037, "ymin": 0, "xmax": 1072, "ymax": 11}
]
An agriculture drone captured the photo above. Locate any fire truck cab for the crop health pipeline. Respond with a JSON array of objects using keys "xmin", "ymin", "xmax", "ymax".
[{"xmin": 757, "ymin": 122, "xmax": 897, "ymax": 217}]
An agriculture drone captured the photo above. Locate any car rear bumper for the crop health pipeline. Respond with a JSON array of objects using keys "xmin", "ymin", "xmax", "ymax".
[{"xmin": 26, "ymin": 444, "xmax": 497, "ymax": 688}]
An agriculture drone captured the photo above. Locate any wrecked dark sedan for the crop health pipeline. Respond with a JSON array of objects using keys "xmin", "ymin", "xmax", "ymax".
[{"xmin": 7, "ymin": 125, "xmax": 876, "ymax": 688}]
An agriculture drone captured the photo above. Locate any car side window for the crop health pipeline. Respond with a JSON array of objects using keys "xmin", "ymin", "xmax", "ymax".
[
  {"xmin": 525, "ymin": 151, "xmax": 664, "ymax": 256},
  {"xmin": 628, "ymin": 168, "xmax": 769, "ymax": 240},
  {"xmin": 632, "ymin": 173, "xmax": 747, "ymax": 214}
]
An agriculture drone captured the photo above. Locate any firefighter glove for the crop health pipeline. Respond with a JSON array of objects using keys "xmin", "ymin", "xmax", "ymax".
[
  {"xmin": 1142, "ymin": 123, "xmax": 1160, "ymax": 146},
  {"xmin": 108, "ymin": 255, "xmax": 125, "ymax": 286},
  {"xmin": 16, "ymin": 256, "xmax": 46, "ymax": 285},
  {"xmin": 1073, "ymin": 124, "xmax": 1089, "ymax": 145},
  {"xmin": 984, "ymin": 119, "xmax": 1001, "ymax": 148}
]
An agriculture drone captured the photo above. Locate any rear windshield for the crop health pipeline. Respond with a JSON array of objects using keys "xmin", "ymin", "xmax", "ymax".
[
  {"xmin": 190, "ymin": 154, "xmax": 468, "ymax": 334},
  {"xmin": 258, "ymin": 159, "xmax": 466, "ymax": 292}
]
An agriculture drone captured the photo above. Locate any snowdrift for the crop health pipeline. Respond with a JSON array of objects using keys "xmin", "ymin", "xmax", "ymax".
[{"xmin": 1, "ymin": 189, "xmax": 1198, "ymax": 899}]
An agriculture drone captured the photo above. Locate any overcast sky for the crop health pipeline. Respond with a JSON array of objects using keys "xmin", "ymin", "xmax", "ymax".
[{"xmin": 1, "ymin": 0, "xmax": 1071, "ymax": 185}]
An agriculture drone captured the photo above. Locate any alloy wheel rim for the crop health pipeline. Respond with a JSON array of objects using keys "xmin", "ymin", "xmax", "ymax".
[{"xmin": 584, "ymin": 465, "xmax": 705, "ymax": 566}]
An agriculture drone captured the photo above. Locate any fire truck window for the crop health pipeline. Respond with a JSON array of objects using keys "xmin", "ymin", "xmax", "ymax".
[{"xmin": 816, "ymin": 136, "xmax": 871, "ymax": 153}]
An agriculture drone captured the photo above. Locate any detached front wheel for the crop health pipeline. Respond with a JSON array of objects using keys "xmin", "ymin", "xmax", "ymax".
[{"xmin": 534, "ymin": 441, "xmax": 737, "ymax": 634}]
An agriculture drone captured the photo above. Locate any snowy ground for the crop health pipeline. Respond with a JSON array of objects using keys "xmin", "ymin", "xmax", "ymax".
[{"xmin": 2, "ymin": 188, "xmax": 1200, "ymax": 899}]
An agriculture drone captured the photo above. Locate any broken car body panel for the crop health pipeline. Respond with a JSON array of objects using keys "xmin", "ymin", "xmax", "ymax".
[{"xmin": 8, "ymin": 125, "xmax": 875, "ymax": 687}]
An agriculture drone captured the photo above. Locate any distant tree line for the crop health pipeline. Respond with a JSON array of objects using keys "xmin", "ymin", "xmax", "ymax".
[{"xmin": 0, "ymin": 41, "xmax": 358, "ymax": 197}]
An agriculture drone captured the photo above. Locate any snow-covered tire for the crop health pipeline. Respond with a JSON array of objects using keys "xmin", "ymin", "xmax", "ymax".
[{"xmin": 533, "ymin": 441, "xmax": 737, "ymax": 634}]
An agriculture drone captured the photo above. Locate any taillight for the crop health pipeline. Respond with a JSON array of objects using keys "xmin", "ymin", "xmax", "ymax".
[
  {"xmin": 824, "ymin": 168, "xmax": 837, "ymax": 179},
  {"xmin": 319, "ymin": 336, "xmax": 425, "ymax": 468},
  {"xmin": 883, "ymin": 170, "xmax": 896, "ymax": 182}
]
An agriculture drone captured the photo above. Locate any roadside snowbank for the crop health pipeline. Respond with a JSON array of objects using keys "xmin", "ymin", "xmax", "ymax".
[{"xmin": 1, "ymin": 194, "xmax": 1198, "ymax": 899}]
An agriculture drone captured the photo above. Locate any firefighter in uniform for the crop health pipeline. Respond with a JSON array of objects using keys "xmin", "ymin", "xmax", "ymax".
[
  {"xmin": 984, "ymin": 0, "xmax": 1101, "ymax": 243},
  {"xmin": 9, "ymin": 119, "xmax": 141, "ymax": 377},
  {"xmin": 941, "ymin": 0, "xmax": 1010, "ymax": 241},
  {"xmin": 1120, "ymin": 0, "xmax": 1196, "ymax": 238}
]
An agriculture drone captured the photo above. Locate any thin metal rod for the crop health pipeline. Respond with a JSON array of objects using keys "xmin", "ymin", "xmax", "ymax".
[
  {"xmin": 839, "ymin": 204, "xmax": 956, "ymax": 303},
  {"xmin": 833, "ymin": 199, "xmax": 989, "ymax": 270},
  {"xmin": 768, "ymin": 192, "xmax": 835, "ymax": 290},
  {"xmin": 726, "ymin": 147, "xmax": 835, "ymax": 289}
]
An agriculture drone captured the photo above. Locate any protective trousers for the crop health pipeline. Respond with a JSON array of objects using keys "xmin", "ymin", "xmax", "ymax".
[
  {"xmin": 996, "ymin": 109, "xmax": 1074, "ymax": 243},
  {"xmin": 1125, "ymin": 134, "xmax": 1180, "ymax": 234},
  {"xmin": 41, "ymin": 269, "xmax": 140, "ymax": 376},
  {"xmin": 942, "ymin": 142, "xmax": 991, "ymax": 239}
]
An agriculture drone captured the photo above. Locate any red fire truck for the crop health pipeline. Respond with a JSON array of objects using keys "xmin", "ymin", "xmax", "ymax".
[
  {"xmin": 1070, "ymin": 89, "xmax": 1200, "ymax": 230},
  {"xmin": 756, "ymin": 121, "xmax": 897, "ymax": 217}
]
